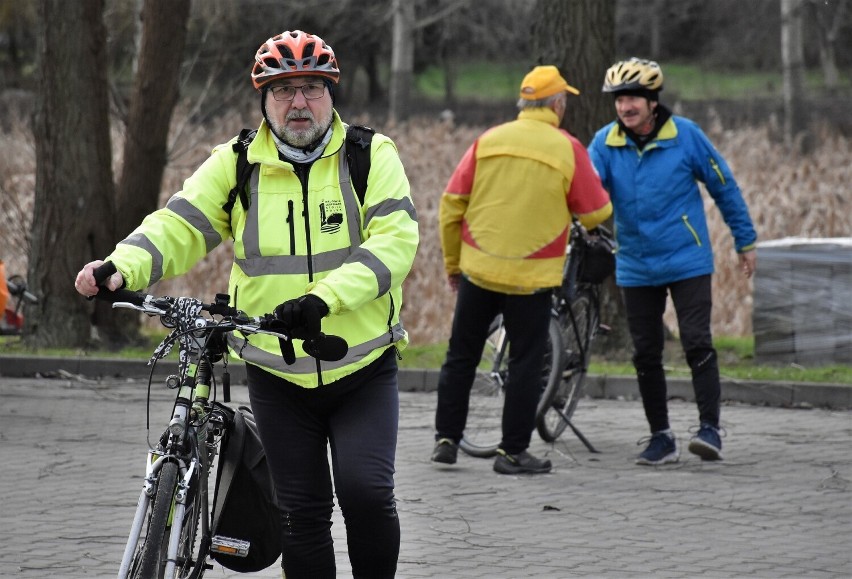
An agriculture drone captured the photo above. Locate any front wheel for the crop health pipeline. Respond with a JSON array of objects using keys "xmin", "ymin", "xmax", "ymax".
[{"xmin": 128, "ymin": 461, "xmax": 180, "ymax": 579}]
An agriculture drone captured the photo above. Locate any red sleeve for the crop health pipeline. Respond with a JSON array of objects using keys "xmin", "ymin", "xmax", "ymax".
[
  {"xmin": 445, "ymin": 141, "xmax": 478, "ymax": 196},
  {"xmin": 564, "ymin": 134, "xmax": 609, "ymax": 215}
]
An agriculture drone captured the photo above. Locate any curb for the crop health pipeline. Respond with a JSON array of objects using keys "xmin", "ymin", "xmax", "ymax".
[{"xmin": 0, "ymin": 355, "xmax": 849, "ymax": 409}]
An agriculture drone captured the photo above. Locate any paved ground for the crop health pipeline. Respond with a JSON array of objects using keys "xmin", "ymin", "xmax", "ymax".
[{"xmin": 1, "ymin": 375, "xmax": 850, "ymax": 578}]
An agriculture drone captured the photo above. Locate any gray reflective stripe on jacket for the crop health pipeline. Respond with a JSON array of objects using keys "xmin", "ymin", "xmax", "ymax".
[
  {"xmin": 118, "ymin": 233, "xmax": 165, "ymax": 285},
  {"xmin": 117, "ymin": 195, "xmax": 224, "ymax": 287},
  {"xmin": 227, "ymin": 321, "xmax": 406, "ymax": 374}
]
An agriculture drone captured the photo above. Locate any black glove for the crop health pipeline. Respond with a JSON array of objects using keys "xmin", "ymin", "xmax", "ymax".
[{"xmin": 273, "ymin": 294, "xmax": 329, "ymax": 340}]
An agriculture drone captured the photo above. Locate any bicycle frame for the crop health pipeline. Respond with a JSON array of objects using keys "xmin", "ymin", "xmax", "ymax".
[
  {"xmin": 118, "ymin": 328, "xmax": 222, "ymax": 579},
  {"xmin": 534, "ymin": 222, "xmax": 611, "ymax": 449}
]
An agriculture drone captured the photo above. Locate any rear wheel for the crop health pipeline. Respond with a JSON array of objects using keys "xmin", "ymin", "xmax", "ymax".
[
  {"xmin": 459, "ymin": 316, "xmax": 508, "ymax": 458},
  {"xmin": 536, "ymin": 290, "xmax": 597, "ymax": 442},
  {"xmin": 460, "ymin": 315, "xmax": 563, "ymax": 457}
]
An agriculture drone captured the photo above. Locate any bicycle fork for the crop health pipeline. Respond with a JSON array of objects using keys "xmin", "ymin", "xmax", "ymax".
[{"xmin": 117, "ymin": 453, "xmax": 171, "ymax": 578}]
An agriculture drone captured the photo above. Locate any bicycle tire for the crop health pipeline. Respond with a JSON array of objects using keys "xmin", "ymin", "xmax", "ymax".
[
  {"xmin": 458, "ymin": 316, "xmax": 507, "ymax": 458},
  {"xmin": 536, "ymin": 289, "xmax": 598, "ymax": 442},
  {"xmin": 129, "ymin": 460, "xmax": 180, "ymax": 579},
  {"xmin": 460, "ymin": 315, "xmax": 563, "ymax": 457}
]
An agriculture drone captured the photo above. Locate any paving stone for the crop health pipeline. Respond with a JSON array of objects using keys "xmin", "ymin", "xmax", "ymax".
[{"xmin": 0, "ymin": 377, "xmax": 849, "ymax": 578}]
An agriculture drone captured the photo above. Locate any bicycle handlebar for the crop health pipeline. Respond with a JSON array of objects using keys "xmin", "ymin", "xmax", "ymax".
[{"xmin": 89, "ymin": 261, "xmax": 348, "ymax": 364}]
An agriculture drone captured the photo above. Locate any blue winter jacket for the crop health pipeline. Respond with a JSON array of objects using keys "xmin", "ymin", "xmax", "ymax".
[{"xmin": 588, "ymin": 115, "xmax": 756, "ymax": 287}]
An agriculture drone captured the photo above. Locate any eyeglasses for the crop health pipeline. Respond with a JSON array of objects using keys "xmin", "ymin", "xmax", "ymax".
[{"xmin": 269, "ymin": 83, "xmax": 326, "ymax": 101}]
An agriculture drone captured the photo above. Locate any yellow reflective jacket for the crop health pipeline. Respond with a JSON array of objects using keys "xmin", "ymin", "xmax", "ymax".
[
  {"xmin": 440, "ymin": 108, "xmax": 612, "ymax": 293},
  {"xmin": 106, "ymin": 112, "xmax": 419, "ymax": 387}
]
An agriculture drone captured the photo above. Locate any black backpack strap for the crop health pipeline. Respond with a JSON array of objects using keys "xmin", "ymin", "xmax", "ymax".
[
  {"xmin": 345, "ymin": 124, "xmax": 374, "ymax": 204},
  {"xmin": 223, "ymin": 128, "xmax": 257, "ymax": 214}
]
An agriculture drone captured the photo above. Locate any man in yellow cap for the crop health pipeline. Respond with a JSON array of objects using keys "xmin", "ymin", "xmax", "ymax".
[{"xmin": 431, "ymin": 65, "xmax": 612, "ymax": 474}]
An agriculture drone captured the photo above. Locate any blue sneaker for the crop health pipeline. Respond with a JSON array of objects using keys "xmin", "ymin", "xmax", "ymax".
[
  {"xmin": 688, "ymin": 423, "xmax": 723, "ymax": 461},
  {"xmin": 636, "ymin": 430, "xmax": 679, "ymax": 465}
]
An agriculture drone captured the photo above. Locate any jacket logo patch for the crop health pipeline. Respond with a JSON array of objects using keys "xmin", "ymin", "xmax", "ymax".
[{"xmin": 320, "ymin": 200, "xmax": 344, "ymax": 233}]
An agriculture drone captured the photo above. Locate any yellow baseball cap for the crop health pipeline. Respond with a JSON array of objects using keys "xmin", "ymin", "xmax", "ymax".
[{"xmin": 519, "ymin": 65, "xmax": 580, "ymax": 100}]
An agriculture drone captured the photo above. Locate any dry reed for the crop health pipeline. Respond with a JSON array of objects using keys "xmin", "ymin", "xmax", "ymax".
[{"xmin": 2, "ymin": 111, "xmax": 849, "ymax": 346}]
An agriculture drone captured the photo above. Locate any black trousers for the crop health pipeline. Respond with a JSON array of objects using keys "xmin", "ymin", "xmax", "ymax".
[
  {"xmin": 247, "ymin": 349, "xmax": 400, "ymax": 579},
  {"xmin": 435, "ymin": 276, "xmax": 551, "ymax": 454},
  {"xmin": 621, "ymin": 274, "xmax": 721, "ymax": 433}
]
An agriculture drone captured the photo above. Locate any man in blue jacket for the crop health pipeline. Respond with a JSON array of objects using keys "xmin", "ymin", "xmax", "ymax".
[{"xmin": 589, "ymin": 58, "xmax": 757, "ymax": 465}]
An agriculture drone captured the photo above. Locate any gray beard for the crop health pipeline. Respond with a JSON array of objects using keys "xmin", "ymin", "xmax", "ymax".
[{"xmin": 270, "ymin": 111, "xmax": 332, "ymax": 149}]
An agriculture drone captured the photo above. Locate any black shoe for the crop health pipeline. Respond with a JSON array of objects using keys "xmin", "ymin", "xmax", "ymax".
[
  {"xmin": 493, "ymin": 449, "xmax": 551, "ymax": 474},
  {"xmin": 431, "ymin": 438, "xmax": 458, "ymax": 465}
]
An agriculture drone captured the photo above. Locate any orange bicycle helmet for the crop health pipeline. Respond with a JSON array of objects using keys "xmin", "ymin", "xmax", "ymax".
[
  {"xmin": 602, "ymin": 58, "xmax": 664, "ymax": 93},
  {"xmin": 251, "ymin": 30, "xmax": 340, "ymax": 90}
]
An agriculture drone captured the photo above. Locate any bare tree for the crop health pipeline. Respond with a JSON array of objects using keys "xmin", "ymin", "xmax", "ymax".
[
  {"xmin": 531, "ymin": 0, "xmax": 631, "ymax": 357},
  {"xmin": 532, "ymin": 0, "xmax": 616, "ymax": 144},
  {"xmin": 806, "ymin": 0, "xmax": 847, "ymax": 93},
  {"xmin": 781, "ymin": 0, "xmax": 808, "ymax": 147},
  {"xmin": 389, "ymin": 0, "xmax": 415, "ymax": 122},
  {"xmin": 29, "ymin": 0, "xmax": 116, "ymax": 348},
  {"xmin": 100, "ymin": 0, "xmax": 189, "ymax": 343},
  {"xmin": 116, "ymin": 0, "xmax": 191, "ymax": 241}
]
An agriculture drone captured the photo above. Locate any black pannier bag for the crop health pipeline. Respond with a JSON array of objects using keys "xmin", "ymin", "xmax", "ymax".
[
  {"xmin": 210, "ymin": 405, "xmax": 281, "ymax": 572},
  {"xmin": 576, "ymin": 228, "xmax": 616, "ymax": 284}
]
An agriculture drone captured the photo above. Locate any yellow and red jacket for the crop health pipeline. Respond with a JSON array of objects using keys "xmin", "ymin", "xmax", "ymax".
[
  {"xmin": 106, "ymin": 112, "xmax": 419, "ymax": 387},
  {"xmin": 440, "ymin": 107, "xmax": 612, "ymax": 293}
]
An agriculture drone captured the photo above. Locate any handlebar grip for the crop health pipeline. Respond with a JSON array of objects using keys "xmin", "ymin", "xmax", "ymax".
[
  {"xmin": 303, "ymin": 333, "xmax": 349, "ymax": 362},
  {"xmin": 89, "ymin": 261, "xmax": 146, "ymax": 305},
  {"xmin": 94, "ymin": 287, "xmax": 147, "ymax": 306},
  {"xmin": 92, "ymin": 261, "xmax": 117, "ymax": 285}
]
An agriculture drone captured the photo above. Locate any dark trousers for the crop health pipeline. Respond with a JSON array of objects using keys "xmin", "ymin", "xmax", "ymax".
[
  {"xmin": 247, "ymin": 350, "xmax": 400, "ymax": 579},
  {"xmin": 621, "ymin": 274, "xmax": 721, "ymax": 433},
  {"xmin": 435, "ymin": 276, "xmax": 551, "ymax": 454}
]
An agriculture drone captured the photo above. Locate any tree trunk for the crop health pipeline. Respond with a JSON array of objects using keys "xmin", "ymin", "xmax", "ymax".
[
  {"xmin": 807, "ymin": 0, "xmax": 845, "ymax": 93},
  {"xmin": 531, "ymin": 0, "xmax": 631, "ymax": 358},
  {"xmin": 389, "ymin": 0, "xmax": 415, "ymax": 123},
  {"xmin": 781, "ymin": 0, "xmax": 808, "ymax": 147},
  {"xmin": 107, "ymin": 0, "xmax": 190, "ymax": 345},
  {"xmin": 117, "ymin": 0, "xmax": 190, "ymax": 241},
  {"xmin": 28, "ymin": 0, "xmax": 115, "ymax": 348},
  {"xmin": 531, "ymin": 0, "xmax": 616, "ymax": 145}
]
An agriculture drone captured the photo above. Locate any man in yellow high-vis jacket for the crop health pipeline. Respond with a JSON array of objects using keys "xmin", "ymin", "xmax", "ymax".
[{"xmin": 75, "ymin": 29, "xmax": 418, "ymax": 579}]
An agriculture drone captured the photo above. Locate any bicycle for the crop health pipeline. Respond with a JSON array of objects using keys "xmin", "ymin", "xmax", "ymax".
[
  {"xmin": 535, "ymin": 223, "xmax": 613, "ymax": 447},
  {"xmin": 1, "ymin": 273, "xmax": 39, "ymax": 335},
  {"xmin": 88, "ymin": 262, "xmax": 347, "ymax": 579},
  {"xmin": 458, "ymin": 222, "xmax": 614, "ymax": 457}
]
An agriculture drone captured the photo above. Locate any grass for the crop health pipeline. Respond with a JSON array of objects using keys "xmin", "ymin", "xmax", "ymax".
[
  {"xmin": 662, "ymin": 64, "xmax": 850, "ymax": 101},
  {"xmin": 416, "ymin": 62, "xmax": 527, "ymax": 101},
  {"xmin": 398, "ymin": 336, "xmax": 852, "ymax": 385},
  {"xmin": 413, "ymin": 61, "xmax": 850, "ymax": 103},
  {"xmin": 3, "ymin": 333, "xmax": 849, "ymax": 385}
]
